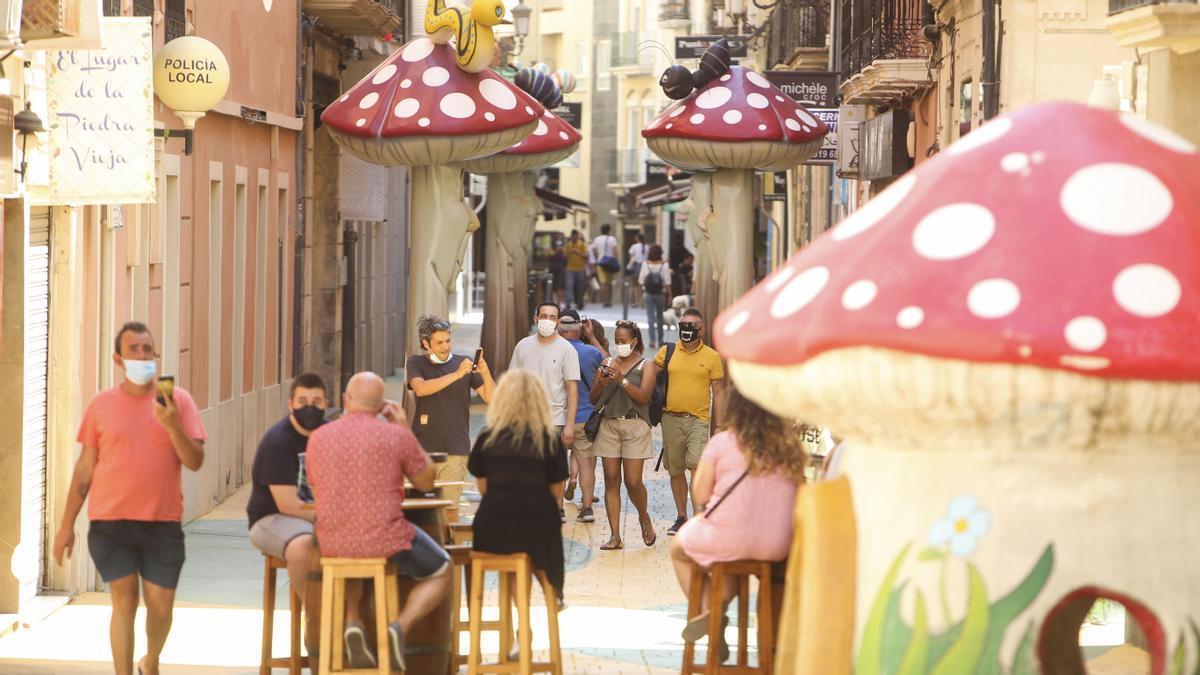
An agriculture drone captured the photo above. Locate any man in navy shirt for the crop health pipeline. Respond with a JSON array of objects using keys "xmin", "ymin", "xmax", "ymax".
[{"xmin": 558, "ymin": 310, "xmax": 606, "ymax": 522}]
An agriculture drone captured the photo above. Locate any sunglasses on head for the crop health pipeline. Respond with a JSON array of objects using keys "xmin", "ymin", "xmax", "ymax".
[{"xmin": 615, "ymin": 320, "xmax": 637, "ymax": 328}]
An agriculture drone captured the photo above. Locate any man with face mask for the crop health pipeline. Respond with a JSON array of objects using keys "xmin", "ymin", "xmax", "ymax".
[
  {"xmin": 654, "ymin": 309, "xmax": 725, "ymax": 536},
  {"xmin": 407, "ymin": 315, "xmax": 495, "ymax": 508},
  {"xmin": 245, "ymin": 372, "xmax": 329, "ymax": 607},
  {"xmin": 53, "ymin": 321, "xmax": 206, "ymax": 675},
  {"xmin": 510, "ymin": 302, "xmax": 582, "ymax": 521}
]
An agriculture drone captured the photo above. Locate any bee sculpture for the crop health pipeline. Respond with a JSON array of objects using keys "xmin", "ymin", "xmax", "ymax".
[
  {"xmin": 425, "ymin": 0, "xmax": 505, "ymax": 73},
  {"xmin": 660, "ymin": 38, "xmax": 732, "ymax": 100}
]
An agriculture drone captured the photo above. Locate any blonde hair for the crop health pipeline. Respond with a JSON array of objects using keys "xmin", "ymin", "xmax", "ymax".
[
  {"xmin": 483, "ymin": 369, "xmax": 555, "ymax": 455},
  {"xmin": 722, "ymin": 383, "xmax": 807, "ymax": 481}
]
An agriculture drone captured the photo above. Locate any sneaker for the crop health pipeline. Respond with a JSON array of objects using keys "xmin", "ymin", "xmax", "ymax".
[
  {"xmin": 578, "ymin": 507, "xmax": 595, "ymax": 522},
  {"xmin": 344, "ymin": 620, "xmax": 377, "ymax": 668},
  {"xmin": 559, "ymin": 508, "xmax": 566, "ymax": 523},
  {"xmin": 564, "ymin": 478, "xmax": 577, "ymax": 501},
  {"xmin": 667, "ymin": 516, "xmax": 687, "ymax": 536},
  {"xmin": 387, "ymin": 620, "xmax": 407, "ymax": 671}
]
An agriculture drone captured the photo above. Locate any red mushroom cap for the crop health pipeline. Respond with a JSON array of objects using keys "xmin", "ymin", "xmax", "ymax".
[
  {"xmin": 321, "ymin": 37, "xmax": 544, "ymax": 166},
  {"xmin": 458, "ymin": 108, "xmax": 582, "ymax": 174},
  {"xmin": 714, "ymin": 101, "xmax": 1200, "ymax": 381},
  {"xmin": 641, "ymin": 66, "xmax": 828, "ymax": 171}
]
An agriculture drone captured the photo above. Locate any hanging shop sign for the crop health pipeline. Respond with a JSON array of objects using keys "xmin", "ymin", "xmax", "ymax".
[
  {"xmin": 47, "ymin": 17, "xmax": 155, "ymax": 204},
  {"xmin": 153, "ymin": 35, "xmax": 231, "ymax": 129},
  {"xmin": 552, "ymin": 101, "xmax": 582, "ymax": 129},
  {"xmin": 764, "ymin": 172, "xmax": 788, "ymax": 202},
  {"xmin": 836, "ymin": 104, "xmax": 867, "ymax": 178},
  {"xmin": 765, "ymin": 71, "xmax": 839, "ymax": 108},
  {"xmin": 675, "ymin": 35, "xmax": 749, "ymax": 59},
  {"xmin": 804, "ymin": 108, "xmax": 838, "ymax": 165},
  {"xmin": 860, "ymin": 109, "xmax": 913, "ymax": 181}
]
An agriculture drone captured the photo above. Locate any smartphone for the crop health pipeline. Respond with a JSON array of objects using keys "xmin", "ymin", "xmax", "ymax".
[
  {"xmin": 156, "ymin": 375, "xmax": 175, "ymax": 406},
  {"xmin": 472, "ymin": 347, "xmax": 484, "ymax": 371}
]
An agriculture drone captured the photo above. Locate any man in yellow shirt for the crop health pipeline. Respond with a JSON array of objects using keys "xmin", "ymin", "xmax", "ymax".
[
  {"xmin": 653, "ymin": 308, "xmax": 725, "ymax": 535},
  {"xmin": 564, "ymin": 230, "xmax": 590, "ymax": 309}
]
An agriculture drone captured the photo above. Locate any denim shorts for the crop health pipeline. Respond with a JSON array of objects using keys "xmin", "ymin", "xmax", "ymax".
[
  {"xmin": 88, "ymin": 520, "xmax": 186, "ymax": 590},
  {"xmin": 388, "ymin": 527, "xmax": 450, "ymax": 580}
]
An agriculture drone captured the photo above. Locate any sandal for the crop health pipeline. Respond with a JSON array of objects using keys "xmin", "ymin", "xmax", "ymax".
[
  {"xmin": 640, "ymin": 517, "xmax": 657, "ymax": 547},
  {"xmin": 565, "ymin": 477, "xmax": 577, "ymax": 501},
  {"xmin": 600, "ymin": 537, "xmax": 623, "ymax": 550}
]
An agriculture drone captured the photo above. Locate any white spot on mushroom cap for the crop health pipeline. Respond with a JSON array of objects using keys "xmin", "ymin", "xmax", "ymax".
[
  {"xmin": 764, "ymin": 266, "xmax": 795, "ymax": 292},
  {"xmin": 534, "ymin": 119, "xmax": 548, "ymax": 135},
  {"xmin": 775, "ymin": 95, "xmax": 786, "ymax": 102},
  {"xmin": 1060, "ymin": 355, "xmax": 1111, "ymax": 370},
  {"xmin": 402, "ymin": 38, "xmax": 435, "ymax": 62},
  {"xmin": 832, "ymin": 173, "xmax": 916, "ymax": 241},
  {"xmin": 480, "ymin": 79, "xmax": 517, "ymax": 110},
  {"xmin": 669, "ymin": 105, "xmax": 686, "ymax": 118},
  {"xmin": 796, "ymin": 109, "xmax": 818, "ymax": 126},
  {"xmin": 785, "ymin": 119, "xmax": 802, "ymax": 132},
  {"xmin": 696, "ymin": 86, "xmax": 733, "ymax": 110},
  {"xmin": 440, "ymin": 92, "xmax": 477, "ymax": 119},
  {"xmin": 394, "ymin": 98, "xmax": 420, "ymax": 118},
  {"xmin": 1121, "ymin": 114, "xmax": 1196, "ymax": 154},
  {"xmin": 355, "ymin": 118, "xmax": 367, "ymax": 127},
  {"xmin": 423, "ymin": 66, "xmax": 450, "ymax": 87},
  {"xmin": 1060, "ymin": 163, "xmax": 1172, "ymax": 237},
  {"xmin": 912, "ymin": 203, "xmax": 995, "ymax": 261},
  {"xmin": 746, "ymin": 71, "xmax": 770, "ymax": 88},
  {"xmin": 358, "ymin": 92, "xmax": 380, "ymax": 109},
  {"xmin": 747, "ymin": 93, "xmax": 769, "ymax": 110},
  {"xmin": 418, "ymin": 117, "xmax": 431, "ymax": 127},
  {"xmin": 1001, "ymin": 153, "xmax": 1029, "ymax": 173},
  {"xmin": 947, "ymin": 117, "xmax": 1012, "ymax": 156},
  {"xmin": 758, "ymin": 123, "xmax": 767, "ymax": 131},
  {"xmin": 723, "ymin": 110, "xmax": 742, "ymax": 125},
  {"xmin": 690, "ymin": 113, "xmax": 706, "ymax": 125},
  {"xmin": 484, "ymin": 111, "xmax": 496, "ymax": 121},
  {"xmin": 770, "ymin": 266, "xmax": 830, "ymax": 319},
  {"xmin": 1113, "ymin": 263, "xmax": 1180, "ymax": 317},
  {"xmin": 559, "ymin": 131, "xmax": 570, "ymax": 140},
  {"xmin": 1018, "ymin": 344, "xmax": 1033, "ymax": 358},
  {"xmin": 339, "ymin": 93, "xmax": 350, "ymax": 103},
  {"xmin": 372, "ymin": 64, "xmax": 397, "ymax": 85},
  {"xmin": 720, "ymin": 74, "xmax": 732, "ymax": 82},
  {"xmin": 401, "ymin": 78, "xmax": 413, "ymax": 89},
  {"xmin": 666, "ymin": 123, "xmax": 673, "ymax": 129},
  {"xmin": 525, "ymin": 106, "xmax": 535, "ymax": 115},
  {"xmin": 1064, "ymin": 316, "xmax": 1106, "ymax": 352},
  {"xmin": 968, "ymin": 278, "xmax": 1020, "ymax": 319},
  {"xmin": 841, "ymin": 280, "xmax": 877, "ymax": 311},
  {"xmin": 897, "ymin": 306, "xmax": 924, "ymax": 329},
  {"xmin": 722, "ymin": 309, "xmax": 751, "ymax": 336}
]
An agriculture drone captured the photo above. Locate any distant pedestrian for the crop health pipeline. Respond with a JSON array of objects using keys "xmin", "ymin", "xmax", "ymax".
[
  {"xmin": 564, "ymin": 231, "xmax": 589, "ymax": 309},
  {"xmin": 306, "ymin": 372, "xmax": 449, "ymax": 671},
  {"xmin": 591, "ymin": 224, "xmax": 621, "ymax": 307},
  {"xmin": 558, "ymin": 310, "xmax": 604, "ymax": 522},
  {"xmin": 510, "ymin": 302, "xmax": 581, "ymax": 521},
  {"xmin": 468, "ymin": 370, "xmax": 570, "ymax": 601},
  {"xmin": 656, "ymin": 308, "xmax": 725, "ymax": 536},
  {"xmin": 626, "ymin": 233, "xmax": 649, "ymax": 307},
  {"xmin": 590, "ymin": 321, "xmax": 658, "ymax": 550},
  {"xmin": 672, "ymin": 385, "xmax": 804, "ymax": 654},
  {"xmin": 639, "ymin": 245, "xmax": 672, "ymax": 349},
  {"xmin": 674, "ymin": 252, "xmax": 695, "ymax": 298},
  {"xmin": 246, "ymin": 372, "xmax": 329, "ymax": 608},
  {"xmin": 53, "ymin": 321, "xmax": 206, "ymax": 675},
  {"xmin": 548, "ymin": 235, "xmax": 567, "ymax": 307},
  {"xmin": 407, "ymin": 315, "xmax": 496, "ymax": 507}
]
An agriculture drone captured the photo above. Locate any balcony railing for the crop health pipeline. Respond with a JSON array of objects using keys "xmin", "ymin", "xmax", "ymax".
[
  {"xmin": 1110, "ymin": 0, "xmax": 1196, "ymax": 13},
  {"xmin": 766, "ymin": 0, "xmax": 831, "ymax": 66},
  {"xmin": 838, "ymin": 0, "xmax": 928, "ymax": 77},
  {"xmin": 614, "ymin": 148, "xmax": 646, "ymax": 185},
  {"xmin": 303, "ymin": 0, "xmax": 403, "ymax": 37},
  {"xmin": 104, "ymin": 0, "xmax": 122, "ymax": 15},
  {"xmin": 132, "ymin": 0, "xmax": 154, "ymax": 16},
  {"xmin": 165, "ymin": 13, "xmax": 186, "ymax": 40},
  {"xmin": 612, "ymin": 31, "xmax": 655, "ymax": 70}
]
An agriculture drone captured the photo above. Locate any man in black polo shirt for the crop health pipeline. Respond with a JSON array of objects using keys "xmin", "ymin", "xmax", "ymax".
[
  {"xmin": 246, "ymin": 373, "xmax": 328, "ymax": 601},
  {"xmin": 407, "ymin": 316, "xmax": 495, "ymax": 507}
]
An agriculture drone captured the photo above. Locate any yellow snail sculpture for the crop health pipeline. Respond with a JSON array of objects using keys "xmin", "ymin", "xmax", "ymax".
[{"xmin": 425, "ymin": 0, "xmax": 505, "ymax": 74}]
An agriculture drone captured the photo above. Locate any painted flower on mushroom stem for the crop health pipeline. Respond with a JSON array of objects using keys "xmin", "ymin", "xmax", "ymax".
[{"xmin": 927, "ymin": 495, "xmax": 991, "ymax": 557}]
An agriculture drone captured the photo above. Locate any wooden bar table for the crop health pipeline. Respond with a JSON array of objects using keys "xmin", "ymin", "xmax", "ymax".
[{"xmin": 304, "ymin": 497, "xmax": 455, "ymax": 673}]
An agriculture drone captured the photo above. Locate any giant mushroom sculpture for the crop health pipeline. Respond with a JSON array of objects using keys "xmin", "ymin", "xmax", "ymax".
[
  {"xmin": 320, "ymin": 34, "xmax": 543, "ymax": 351},
  {"xmin": 643, "ymin": 57, "xmax": 827, "ymax": 311},
  {"xmin": 458, "ymin": 81, "xmax": 582, "ymax": 372},
  {"xmin": 714, "ymin": 101, "xmax": 1200, "ymax": 674}
]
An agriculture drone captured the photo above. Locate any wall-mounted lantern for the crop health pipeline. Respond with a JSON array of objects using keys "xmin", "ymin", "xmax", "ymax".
[
  {"xmin": 152, "ymin": 35, "xmax": 230, "ymax": 154},
  {"xmin": 13, "ymin": 101, "xmax": 44, "ymax": 179}
]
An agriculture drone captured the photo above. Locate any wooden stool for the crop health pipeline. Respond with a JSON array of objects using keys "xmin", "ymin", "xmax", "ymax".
[
  {"xmin": 319, "ymin": 558, "xmax": 399, "ymax": 675},
  {"xmin": 449, "ymin": 522, "xmax": 474, "ymax": 545},
  {"xmin": 682, "ymin": 560, "xmax": 776, "ymax": 674},
  {"xmin": 466, "ymin": 552, "xmax": 562, "ymax": 675},
  {"xmin": 261, "ymin": 554, "xmax": 308, "ymax": 675}
]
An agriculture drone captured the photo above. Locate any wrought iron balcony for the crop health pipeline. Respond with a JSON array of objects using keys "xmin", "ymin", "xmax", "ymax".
[
  {"xmin": 838, "ymin": 0, "xmax": 928, "ymax": 77},
  {"xmin": 303, "ymin": 0, "xmax": 402, "ymax": 37},
  {"xmin": 611, "ymin": 31, "xmax": 655, "ymax": 71},
  {"xmin": 165, "ymin": 13, "xmax": 186, "ymax": 41},
  {"xmin": 766, "ymin": 0, "xmax": 831, "ymax": 66},
  {"xmin": 1105, "ymin": 0, "xmax": 1200, "ymax": 53}
]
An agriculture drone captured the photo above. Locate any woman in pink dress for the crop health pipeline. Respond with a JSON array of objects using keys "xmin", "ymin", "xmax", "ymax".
[{"xmin": 670, "ymin": 385, "xmax": 805, "ymax": 651}]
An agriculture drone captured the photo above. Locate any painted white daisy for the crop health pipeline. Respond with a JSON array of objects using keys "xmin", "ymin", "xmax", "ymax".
[{"xmin": 927, "ymin": 495, "xmax": 991, "ymax": 557}]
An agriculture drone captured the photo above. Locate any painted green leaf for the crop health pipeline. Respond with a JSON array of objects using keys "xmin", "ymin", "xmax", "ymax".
[
  {"xmin": 882, "ymin": 584, "xmax": 913, "ymax": 674},
  {"xmin": 1010, "ymin": 621, "xmax": 1039, "ymax": 675},
  {"xmin": 897, "ymin": 590, "xmax": 931, "ymax": 675},
  {"xmin": 858, "ymin": 543, "xmax": 912, "ymax": 675},
  {"xmin": 1171, "ymin": 632, "xmax": 1185, "ymax": 675},
  {"xmin": 976, "ymin": 544, "xmax": 1055, "ymax": 675},
  {"xmin": 1190, "ymin": 619, "xmax": 1200, "ymax": 675},
  {"xmin": 929, "ymin": 563, "xmax": 989, "ymax": 675},
  {"xmin": 917, "ymin": 548, "xmax": 946, "ymax": 562}
]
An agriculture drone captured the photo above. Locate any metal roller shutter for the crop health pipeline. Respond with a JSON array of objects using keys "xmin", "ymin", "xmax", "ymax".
[{"xmin": 20, "ymin": 208, "xmax": 50, "ymax": 605}]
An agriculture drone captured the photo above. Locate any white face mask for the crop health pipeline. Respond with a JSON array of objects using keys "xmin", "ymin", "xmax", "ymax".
[
  {"xmin": 615, "ymin": 343, "xmax": 634, "ymax": 358},
  {"xmin": 429, "ymin": 351, "xmax": 451, "ymax": 365},
  {"xmin": 537, "ymin": 319, "xmax": 557, "ymax": 337},
  {"xmin": 122, "ymin": 359, "xmax": 157, "ymax": 386}
]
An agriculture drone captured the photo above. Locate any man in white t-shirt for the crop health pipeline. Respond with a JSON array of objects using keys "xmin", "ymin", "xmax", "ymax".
[
  {"xmin": 590, "ymin": 224, "xmax": 620, "ymax": 307},
  {"xmin": 626, "ymin": 233, "xmax": 649, "ymax": 307}
]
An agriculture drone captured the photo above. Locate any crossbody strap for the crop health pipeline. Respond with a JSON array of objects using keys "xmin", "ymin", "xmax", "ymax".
[{"xmin": 702, "ymin": 470, "xmax": 750, "ymax": 519}]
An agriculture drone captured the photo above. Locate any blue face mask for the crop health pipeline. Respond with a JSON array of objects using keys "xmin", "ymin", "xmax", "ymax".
[{"xmin": 122, "ymin": 359, "xmax": 157, "ymax": 386}]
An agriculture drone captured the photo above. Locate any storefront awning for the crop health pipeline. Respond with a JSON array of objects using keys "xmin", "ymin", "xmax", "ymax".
[
  {"xmin": 536, "ymin": 188, "xmax": 590, "ymax": 220},
  {"xmin": 639, "ymin": 181, "xmax": 691, "ymax": 208}
]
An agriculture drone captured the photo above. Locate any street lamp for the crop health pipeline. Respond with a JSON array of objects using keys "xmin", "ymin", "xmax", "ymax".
[
  {"xmin": 511, "ymin": 0, "xmax": 532, "ymax": 56},
  {"xmin": 14, "ymin": 101, "xmax": 45, "ymax": 179}
]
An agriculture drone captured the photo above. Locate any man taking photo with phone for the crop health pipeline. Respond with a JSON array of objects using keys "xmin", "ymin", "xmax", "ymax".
[
  {"xmin": 407, "ymin": 315, "xmax": 496, "ymax": 507},
  {"xmin": 53, "ymin": 321, "xmax": 206, "ymax": 675}
]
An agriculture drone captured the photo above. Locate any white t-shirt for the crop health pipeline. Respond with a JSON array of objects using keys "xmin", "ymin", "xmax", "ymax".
[
  {"xmin": 628, "ymin": 242, "xmax": 649, "ymax": 264},
  {"xmin": 638, "ymin": 261, "xmax": 672, "ymax": 292},
  {"xmin": 509, "ymin": 334, "xmax": 582, "ymax": 425},
  {"xmin": 591, "ymin": 234, "xmax": 618, "ymax": 260}
]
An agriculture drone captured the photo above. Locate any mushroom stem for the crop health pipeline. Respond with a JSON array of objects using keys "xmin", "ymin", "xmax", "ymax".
[
  {"xmin": 481, "ymin": 170, "xmax": 541, "ymax": 372},
  {"xmin": 684, "ymin": 173, "xmax": 722, "ymax": 342},
  {"xmin": 408, "ymin": 164, "xmax": 480, "ymax": 353},
  {"xmin": 706, "ymin": 168, "xmax": 756, "ymax": 312}
]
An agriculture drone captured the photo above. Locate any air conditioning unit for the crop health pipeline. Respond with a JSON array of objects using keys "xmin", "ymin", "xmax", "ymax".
[{"xmin": 0, "ymin": 1, "xmax": 23, "ymax": 49}]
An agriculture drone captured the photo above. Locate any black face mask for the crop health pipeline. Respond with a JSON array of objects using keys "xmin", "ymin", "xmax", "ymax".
[
  {"xmin": 292, "ymin": 405, "xmax": 326, "ymax": 431},
  {"xmin": 679, "ymin": 324, "xmax": 700, "ymax": 343}
]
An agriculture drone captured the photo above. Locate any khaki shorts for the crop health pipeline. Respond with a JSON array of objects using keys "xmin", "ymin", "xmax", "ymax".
[
  {"xmin": 571, "ymin": 433, "xmax": 596, "ymax": 459},
  {"xmin": 435, "ymin": 455, "xmax": 469, "ymax": 505},
  {"xmin": 249, "ymin": 513, "xmax": 314, "ymax": 560},
  {"xmin": 593, "ymin": 417, "xmax": 654, "ymax": 460},
  {"xmin": 661, "ymin": 413, "xmax": 710, "ymax": 476}
]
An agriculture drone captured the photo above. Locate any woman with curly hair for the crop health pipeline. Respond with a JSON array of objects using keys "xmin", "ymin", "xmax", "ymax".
[{"xmin": 671, "ymin": 383, "xmax": 805, "ymax": 652}]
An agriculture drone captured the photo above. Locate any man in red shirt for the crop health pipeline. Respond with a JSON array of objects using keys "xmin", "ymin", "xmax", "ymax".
[
  {"xmin": 307, "ymin": 371, "xmax": 450, "ymax": 670},
  {"xmin": 52, "ymin": 322, "xmax": 206, "ymax": 675}
]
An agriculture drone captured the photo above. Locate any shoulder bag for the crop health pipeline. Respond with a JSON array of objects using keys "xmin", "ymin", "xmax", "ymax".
[{"xmin": 584, "ymin": 358, "xmax": 645, "ymax": 441}]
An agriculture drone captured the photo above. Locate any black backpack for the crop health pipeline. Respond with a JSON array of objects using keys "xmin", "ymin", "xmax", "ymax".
[
  {"xmin": 643, "ymin": 264, "xmax": 666, "ymax": 296},
  {"xmin": 649, "ymin": 342, "xmax": 675, "ymax": 427}
]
